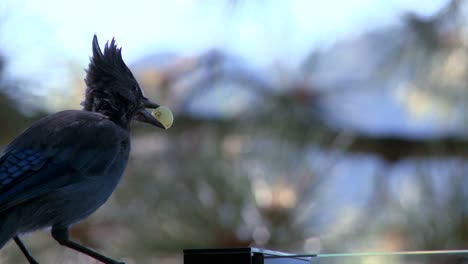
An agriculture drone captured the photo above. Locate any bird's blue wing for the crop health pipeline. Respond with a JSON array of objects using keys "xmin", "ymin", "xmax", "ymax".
[
  {"xmin": 0, "ymin": 148, "xmax": 47, "ymax": 186},
  {"xmin": 0, "ymin": 148, "xmax": 69, "ymax": 212},
  {"xmin": 0, "ymin": 110, "xmax": 124, "ymax": 213}
]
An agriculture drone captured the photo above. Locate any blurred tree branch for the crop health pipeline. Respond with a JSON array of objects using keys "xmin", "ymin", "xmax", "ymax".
[{"xmin": 129, "ymin": 0, "xmax": 468, "ymax": 165}]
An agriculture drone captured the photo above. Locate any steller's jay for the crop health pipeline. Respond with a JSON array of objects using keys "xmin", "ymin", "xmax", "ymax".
[{"xmin": 0, "ymin": 35, "xmax": 170, "ymax": 264}]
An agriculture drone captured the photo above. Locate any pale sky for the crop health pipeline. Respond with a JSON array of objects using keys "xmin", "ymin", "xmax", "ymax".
[
  {"xmin": 1, "ymin": 0, "xmax": 446, "ymax": 79},
  {"xmin": 0, "ymin": 0, "xmax": 457, "ymax": 137}
]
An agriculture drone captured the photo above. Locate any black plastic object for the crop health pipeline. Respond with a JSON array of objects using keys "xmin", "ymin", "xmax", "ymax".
[{"xmin": 183, "ymin": 247, "xmax": 314, "ymax": 264}]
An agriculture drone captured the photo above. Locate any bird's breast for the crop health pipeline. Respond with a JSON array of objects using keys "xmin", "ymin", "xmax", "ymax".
[
  {"xmin": 54, "ymin": 138, "xmax": 131, "ymax": 226},
  {"xmin": 90, "ymin": 137, "xmax": 130, "ymax": 196}
]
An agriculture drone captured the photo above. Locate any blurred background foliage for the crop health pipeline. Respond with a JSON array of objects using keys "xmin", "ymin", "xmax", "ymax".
[{"xmin": 1, "ymin": 0, "xmax": 468, "ymax": 263}]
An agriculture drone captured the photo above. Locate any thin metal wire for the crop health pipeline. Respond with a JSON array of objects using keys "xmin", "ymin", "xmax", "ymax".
[
  {"xmin": 319, "ymin": 249, "xmax": 468, "ymax": 258},
  {"xmin": 262, "ymin": 249, "xmax": 468, "ymax": 259}
]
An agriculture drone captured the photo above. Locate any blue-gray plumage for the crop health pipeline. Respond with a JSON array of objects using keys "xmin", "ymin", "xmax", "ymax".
[{"xmin": 0, "ymin": 35, "xmax": 167, "ymax": 264}]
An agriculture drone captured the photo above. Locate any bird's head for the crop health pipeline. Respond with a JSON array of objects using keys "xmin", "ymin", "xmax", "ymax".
[{"xmin": 82, "ymin": 35, "xmax": 168, "ymax": 129}]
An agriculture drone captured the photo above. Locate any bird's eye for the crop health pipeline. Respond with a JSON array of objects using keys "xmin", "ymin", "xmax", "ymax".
[{"xmin": 132, "ymin": 85, "xmax": 138, "ymax": 91}]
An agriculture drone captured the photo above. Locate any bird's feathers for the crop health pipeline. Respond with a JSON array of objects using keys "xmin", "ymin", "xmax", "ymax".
[
  {"xmin": 0, "ymin": 110, "xmax": 128, "ymax": 214},
  {"xmin": 82, "ymin": 35, "xmax": 143, "ymax": 128},
  {"xmin": 91, "ymin": 35, "xmax": 128, "ymax": 71},
  {"xmin": 85, "ymin": 35, "xmax": 135, "ymax": 91},
  {"xmin": 0, "ymin": 149, "xmax": 47, "ymax": 185}
]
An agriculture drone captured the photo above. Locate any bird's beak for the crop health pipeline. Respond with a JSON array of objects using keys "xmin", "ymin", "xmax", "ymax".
[{"xmin": 134, "ymin": 97, "xmax": 166, "ymax": 129}]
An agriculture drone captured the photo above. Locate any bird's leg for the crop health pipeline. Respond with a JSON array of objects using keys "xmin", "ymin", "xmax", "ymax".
[
  {"xmin": 14, "ymin": 236, "xmax": 39, "ymax": 264},
  {"xmin": 51, "ymin": 226, "xmax": 124, "ymax": 264}
]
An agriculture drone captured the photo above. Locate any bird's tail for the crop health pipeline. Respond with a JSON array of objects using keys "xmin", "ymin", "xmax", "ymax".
[{"xmin": 0, "ymin": 211, "xmax": 18, "ymax": 249}]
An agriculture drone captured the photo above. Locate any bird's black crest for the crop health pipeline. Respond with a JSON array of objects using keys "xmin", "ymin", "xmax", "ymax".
[
  {"xmin": 86, "ymin": 35, "xmax": 135, "ymax": 84},
  {"xmin": 83, "ymin": 35, "xmax": 137, "ymax": 111},
  {"xmin": 90, "ymin": 35, "xmax": 128, "ymax": 71}
]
